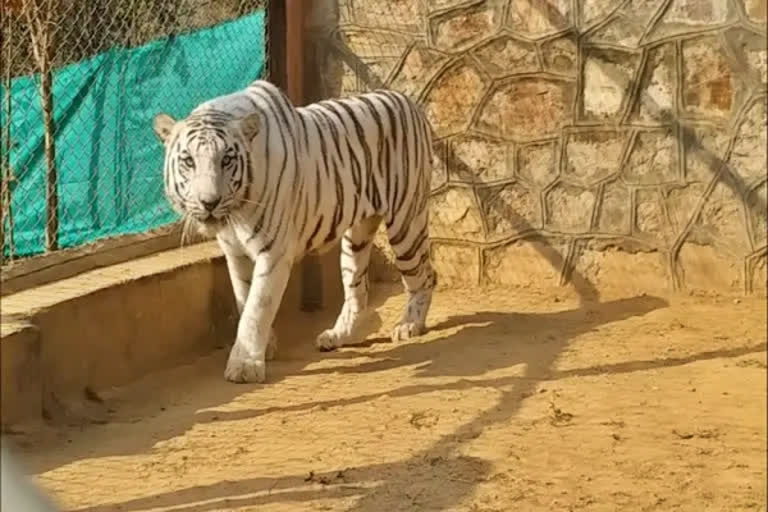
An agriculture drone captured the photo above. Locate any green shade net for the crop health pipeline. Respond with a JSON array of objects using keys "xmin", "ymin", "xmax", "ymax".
[{"xmin": 2, "ymin": 10, "xmax": 266, "ymax": 258}]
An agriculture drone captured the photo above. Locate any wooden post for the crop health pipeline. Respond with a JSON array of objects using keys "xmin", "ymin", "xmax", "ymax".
[
  {"xmin": 1, "ymin": 8, "xmax": 14, "ymax": 263},
  {"xmin": 285, "ymin": 0, "xmax": 323, "ymax": 312},
  {"xmin": 267, "ymin": 0, "xmax": 285, "ymax": 85},
  {"xmin": 285, "ymin": 0, "xmax": 304, "ymax": 107},
  {"xmin": 1, "ymin": 84, "xmax": 14, "ymax": 264},
  {"xmin": 40, "ymin": 66, "xmax": 58, "ymax": 252},
  {"xmin": 269, "ymin": 1, "xmax": 322, "ymax": 312},
  {"xmin": 22, "ymin": 0, "xmax": 59, "ymax": 252}
]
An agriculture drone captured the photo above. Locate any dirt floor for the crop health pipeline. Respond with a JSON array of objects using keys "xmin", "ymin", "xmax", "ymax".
[{"xmin": 5, "ymin": 283, "xmax": 768, "ymax": 512}]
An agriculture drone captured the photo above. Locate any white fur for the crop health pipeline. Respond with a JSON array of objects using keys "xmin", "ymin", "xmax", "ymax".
[{"xmin": 156, "ymin": 81, "xmax": 437, "ymax": 383}]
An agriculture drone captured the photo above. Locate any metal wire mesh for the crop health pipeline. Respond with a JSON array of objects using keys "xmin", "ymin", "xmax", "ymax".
[{"xmin": 1, "ymin": 0, "xmax": 270, "ymax": 263}]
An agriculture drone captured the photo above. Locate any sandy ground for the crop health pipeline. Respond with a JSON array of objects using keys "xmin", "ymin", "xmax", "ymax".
[{"xmin": 5, "ymin": 283, "xmax": 767, "ymax": 512}]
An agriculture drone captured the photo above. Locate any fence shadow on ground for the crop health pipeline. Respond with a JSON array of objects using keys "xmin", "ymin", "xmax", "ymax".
[{"xmin": 66, "ymin": 291, "xmax": 768, "ymax": 512}]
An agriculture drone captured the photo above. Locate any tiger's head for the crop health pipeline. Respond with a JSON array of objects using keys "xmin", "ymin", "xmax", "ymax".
[{"xmin": 153, "ymin": 110, "xmax": 261, "ymax": 236}]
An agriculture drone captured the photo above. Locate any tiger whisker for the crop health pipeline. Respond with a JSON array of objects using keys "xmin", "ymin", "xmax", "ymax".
[
  {"xmin": 229, "ymin": 211, "xmax": 248, "ymax": 229},
  {"xmin": 237, "ymin": 197, "xmax": 266, "ymax": 208}
]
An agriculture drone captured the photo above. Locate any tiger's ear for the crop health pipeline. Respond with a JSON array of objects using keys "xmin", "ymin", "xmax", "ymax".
[
  {"xmin": 153, "ymin": 113, "xmax": 177, "ymax": 144},
  {"xmin": 239, "ymin": 113, "xmax": 262, "ymax": 141}
]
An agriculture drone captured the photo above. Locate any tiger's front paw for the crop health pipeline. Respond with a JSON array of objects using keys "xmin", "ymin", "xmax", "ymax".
[
  {"xmin": 224, "ymin": 344, "xmax": 266, "ymax": 383},
  {"xmin": 391, "ymin": 321, "xmax": 425, "ymax": 342},
  {"xmin": 224, "ymin": 356, "xmax": 266, "ymax": 383},
  {"xmin": 315, "ymin": 329, "xmax": 348, "ymax": 352}
]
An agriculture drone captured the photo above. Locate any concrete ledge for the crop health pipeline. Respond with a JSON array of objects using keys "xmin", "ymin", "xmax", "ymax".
[
  {"xmin": 1, "ymin": 242, "xmax": 233, "ymax": 427},
  {"xmin": 1, "ymin": 241, "xmax": 343, "ymax": 428},
  {"xmin": 0, "ymin": 227, "xmax": 183, "ymax": 297},
  {"xmin": 1, "ymin": 321, "xmax": 42, "ymax": 427}
]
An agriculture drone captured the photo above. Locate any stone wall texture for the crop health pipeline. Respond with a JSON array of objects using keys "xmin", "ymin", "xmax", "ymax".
[{"xmin": 306, "ymin": 0, "xmax": 767, "ymax": 295}]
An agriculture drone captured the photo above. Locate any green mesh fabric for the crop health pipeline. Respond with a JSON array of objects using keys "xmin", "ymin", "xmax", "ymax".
[{"xmin": 2, "ymin": 10, "xmax": 265, "ymax": 257}]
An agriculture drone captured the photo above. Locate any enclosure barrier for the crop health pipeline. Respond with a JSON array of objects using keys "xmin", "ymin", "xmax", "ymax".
[
  {"xmin": 2, "ymin": 0, "xmax": 766, "ymax": 299},
  {"xmin": 1, "ymin": 0, "xmax": 270, "ymax": 265}
]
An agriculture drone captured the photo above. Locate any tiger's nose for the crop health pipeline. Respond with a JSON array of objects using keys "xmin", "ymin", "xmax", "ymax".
[{"xmin": 200, "ymin": 196, "xmax": 221, "ymax": 212}]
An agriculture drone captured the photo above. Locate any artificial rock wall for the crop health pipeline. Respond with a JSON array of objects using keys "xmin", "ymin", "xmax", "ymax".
[{"xmin": 305, "ymin": 0, "xmax": 767, "ymax": 295}]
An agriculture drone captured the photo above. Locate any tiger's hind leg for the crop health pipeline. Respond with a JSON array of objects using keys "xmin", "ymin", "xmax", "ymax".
[
  {"xmin": 315, "ymin": 216, "xmax": 381, "ymax": 351},
  {"xmin": 387, "ymin": 210, "xmax": 437, "ymax": 342}
]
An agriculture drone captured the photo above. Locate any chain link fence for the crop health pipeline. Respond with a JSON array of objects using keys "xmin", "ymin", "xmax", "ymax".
[{"xmin": 1, "ymin": 0, "xmax": 270, "ymax": 263}]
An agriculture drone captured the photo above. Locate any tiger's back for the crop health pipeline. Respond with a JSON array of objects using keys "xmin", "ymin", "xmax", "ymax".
[{"xmin": 292, "ymin": 88, "xmax": 434, "ymax": 259}]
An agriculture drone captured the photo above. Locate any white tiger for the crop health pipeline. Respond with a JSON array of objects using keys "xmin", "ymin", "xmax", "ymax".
[{"xmin": 153, "ymin": 80, "xmax": 437, "ymax": 383}]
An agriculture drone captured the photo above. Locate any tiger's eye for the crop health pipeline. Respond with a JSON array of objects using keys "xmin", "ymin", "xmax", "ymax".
[
  {"xmin": 222, "ymin": 155, "xmax": 232, "ymax": 166},
  {"xmin": 183, "ymin": 156, "xmax": 195, "ymax": 168}
]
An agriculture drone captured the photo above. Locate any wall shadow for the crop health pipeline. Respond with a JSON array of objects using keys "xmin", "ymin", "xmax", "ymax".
[{"xmin": 71, "ymin": 293, "xmax": 665, "ymax": 512}]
